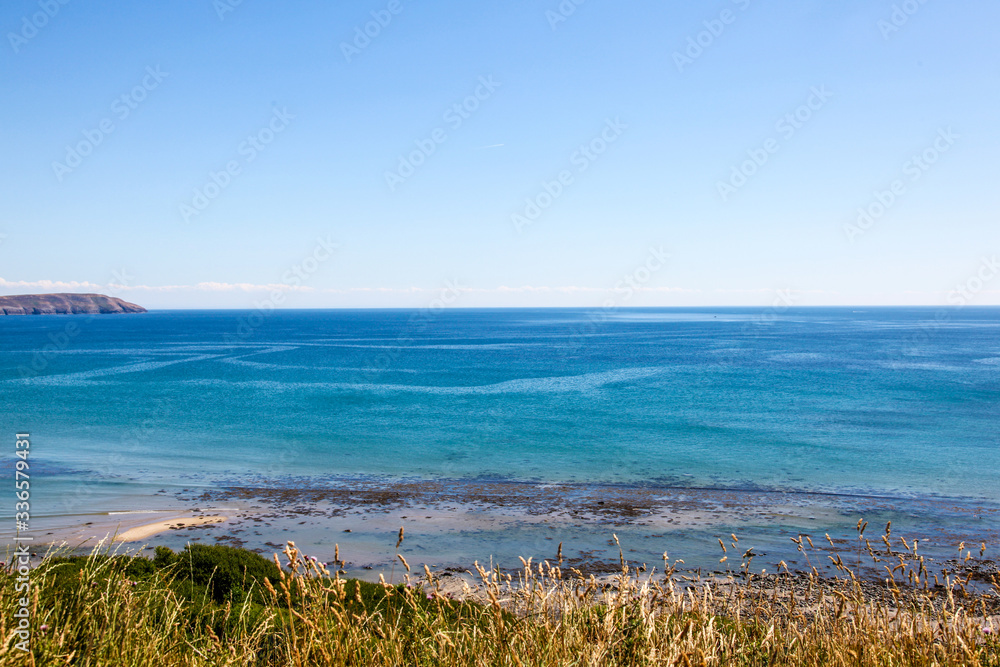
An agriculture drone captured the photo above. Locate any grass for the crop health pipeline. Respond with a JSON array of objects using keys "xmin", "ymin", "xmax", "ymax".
[{"xmin": 1, "ymin": 523, "xmax": 998, "ymax": 666}]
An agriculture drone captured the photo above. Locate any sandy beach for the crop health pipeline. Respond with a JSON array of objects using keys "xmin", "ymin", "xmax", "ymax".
[
  {"xmin": 114, "ymin": 514, "xmax": 228, "ymax": 542},
  {"xmin": 13, "ymin": 474, "xmax": 997, "ymax": 592},
  {"xmin": 13, "ymin": 509, "xmax": 235, "ymax": 552}
]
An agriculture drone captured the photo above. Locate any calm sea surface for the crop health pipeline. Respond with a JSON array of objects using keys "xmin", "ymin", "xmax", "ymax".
[{"xmin": 2, "ymin": 308, "xmax": 998, "ymax": 571}]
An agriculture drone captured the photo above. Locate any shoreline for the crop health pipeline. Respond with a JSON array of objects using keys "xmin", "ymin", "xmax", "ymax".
[
  {"xmin": 131, "ymin": 478, "xmax": 1000, "ymax": 577},
  {"xmin": 4, "ymin": 507, "xmax": 238, "ymax": 552},
  {"xmin": 10, "ymin": 477, "xmax": 998, "ymax": 587}
]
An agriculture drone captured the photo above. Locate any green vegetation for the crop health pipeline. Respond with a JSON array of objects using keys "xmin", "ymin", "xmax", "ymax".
[{"xmin": 1, "ymin": 532, "xmax": 997, "ymax": 666}]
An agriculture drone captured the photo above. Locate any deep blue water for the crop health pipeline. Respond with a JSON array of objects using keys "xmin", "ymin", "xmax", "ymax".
[{"xmin": 1, "ymin": 307, "xmax": 998, "ymax": 565}]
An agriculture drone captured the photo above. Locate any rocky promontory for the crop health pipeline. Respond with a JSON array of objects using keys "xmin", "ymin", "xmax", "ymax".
[{"xmin": 0, "ymin": 293, "xmax": 147, "ymax": 315}]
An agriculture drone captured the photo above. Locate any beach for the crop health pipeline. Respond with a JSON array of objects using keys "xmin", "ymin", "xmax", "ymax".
[
  {"xmin": 18, "ymin": 475, "xmax": 996, "ymax": 593},
  {"xmin": 113, "ymin": 514, "xmax": 228, "ymax": 542},
  {"xmin": 22, "ymin": 509, "xmax": 233, "ymax": 550}
]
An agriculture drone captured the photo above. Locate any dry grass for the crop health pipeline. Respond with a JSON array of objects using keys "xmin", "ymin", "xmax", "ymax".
[{"xmin": 1, "ymin": 521, "xmax": 998, "ymax": 666}]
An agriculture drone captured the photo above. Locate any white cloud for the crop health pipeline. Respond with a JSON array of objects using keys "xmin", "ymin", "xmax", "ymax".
[
  {"xmin": 0, "ymin": 278, "xmax": 104, "ymax": 291},
  {"xmin": 0, "ymin": 279, "xmax": 712, "ymax": 297}
]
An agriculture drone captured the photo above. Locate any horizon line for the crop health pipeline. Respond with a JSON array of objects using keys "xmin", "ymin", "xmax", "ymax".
[{"xmin": 25, "ymin": 304, "xmax": 1000, "ymax": 311}]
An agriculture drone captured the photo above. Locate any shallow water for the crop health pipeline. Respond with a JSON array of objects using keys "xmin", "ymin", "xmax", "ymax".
[{"xmin": 1, "ymin": 307, "xmax": 998, "ymax": 573}]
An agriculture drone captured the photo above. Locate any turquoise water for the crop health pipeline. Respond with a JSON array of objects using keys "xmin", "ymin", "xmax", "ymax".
[{"xmin": 1, "ymin": 308, "xmax": 998, "ymax": 569}]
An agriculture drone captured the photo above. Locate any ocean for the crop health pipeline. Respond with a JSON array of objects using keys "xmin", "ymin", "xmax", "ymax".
[{"xmin": 2, "ymin": 307, "xmax": 998, "ymax": 575}]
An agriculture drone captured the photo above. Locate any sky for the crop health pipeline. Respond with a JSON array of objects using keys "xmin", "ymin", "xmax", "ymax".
[{"xmin": 1, "ymin": 0, "xmax": 998, "ymax": 309}]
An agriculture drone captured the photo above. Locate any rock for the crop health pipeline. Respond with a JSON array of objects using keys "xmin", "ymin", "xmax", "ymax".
[{"xmin": 0, "ymin": 293, "xmax": 147, "ymax": 315}]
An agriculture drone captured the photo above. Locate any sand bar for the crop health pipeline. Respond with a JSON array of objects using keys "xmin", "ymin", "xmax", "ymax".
[{"xmin": 114, "ymin": 515, "xmax": 228, "ymax": 542}]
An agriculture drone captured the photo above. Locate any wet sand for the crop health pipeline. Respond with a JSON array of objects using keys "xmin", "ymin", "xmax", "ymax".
[
  {"xmin": 153, "ymin": 477, "xmax": 1000, "ymax": 582},
  {"xmin": 17, "ymin": 477, "xmax": 999, "ymax": 587}
]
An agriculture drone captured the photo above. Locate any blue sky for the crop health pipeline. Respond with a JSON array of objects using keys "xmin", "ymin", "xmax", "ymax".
[{"xmin": 1, "ymin": 0, "xmax": 998, "ymax": 308}]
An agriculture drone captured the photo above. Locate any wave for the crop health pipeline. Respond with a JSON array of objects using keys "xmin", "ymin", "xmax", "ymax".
[
  {"xmin": 177, "ymin": 366, "xmax": 668, "ymax": 395},
  {"xmin": 11, "ymin": 354, "xmax": 222, "ymax": 385},
  {"xmin": 218, "ymin": 358, "xmax": 424, "ymax": 373}
]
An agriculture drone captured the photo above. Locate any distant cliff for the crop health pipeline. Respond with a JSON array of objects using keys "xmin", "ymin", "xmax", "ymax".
[{"xmin": 0, "ymin": 293, "xmax": 147, "ymax": 315}]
